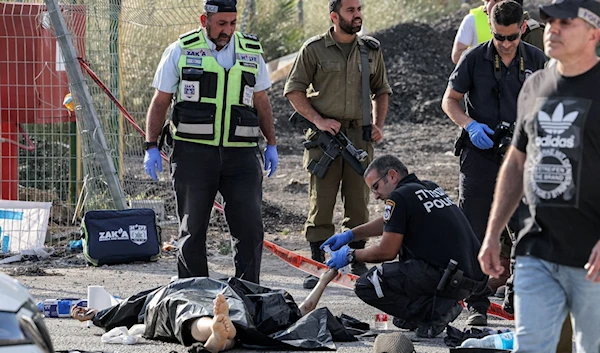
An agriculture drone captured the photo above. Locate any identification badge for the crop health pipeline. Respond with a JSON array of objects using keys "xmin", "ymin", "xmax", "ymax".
[
  {"xmin": 242, "ymin": 85, "xmax": 254, "ymax": 106},
  {"xmin": 181, "ymin": 80, "xmax": 200, "ymax": 102}
]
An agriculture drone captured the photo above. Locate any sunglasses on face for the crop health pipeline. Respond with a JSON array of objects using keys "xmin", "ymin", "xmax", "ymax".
[
  {"xmin": 371, "ymin": 171, "xmax": 389, "ymax": 192},
  {"xmin": 492, "ymin": 31, "xmax": 521, "ymax": 42}
]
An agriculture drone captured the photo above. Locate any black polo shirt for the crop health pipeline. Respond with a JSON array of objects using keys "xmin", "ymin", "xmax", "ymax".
[
  {"xmin": 383, "ymin": 173, "xmax": 485, "ymax": 281},
  {"xmin": 449, "ymin": 40, "xmax": 547, "ymax": 130}
]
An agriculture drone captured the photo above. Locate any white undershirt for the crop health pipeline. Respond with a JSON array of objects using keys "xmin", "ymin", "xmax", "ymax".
[{"xmin": 454, "ymin": 14, "xmax": 479, "ymax": 47}]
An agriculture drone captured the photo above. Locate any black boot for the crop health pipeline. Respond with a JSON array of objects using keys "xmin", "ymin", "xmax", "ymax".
[
  {"xmin": 303, "ymin": 241, "xmax": 325, "ymax": 289},
  {"xmin": 349, "ymin": 240, "xmax": 369, "ymax": 275}
]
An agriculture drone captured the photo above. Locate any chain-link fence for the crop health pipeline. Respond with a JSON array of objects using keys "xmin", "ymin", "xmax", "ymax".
[{"xmin": 0, "ymin": 0, "xmax": 461, "ymax": 250}]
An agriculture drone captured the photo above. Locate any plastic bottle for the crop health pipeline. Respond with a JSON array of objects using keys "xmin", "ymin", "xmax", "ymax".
[
  {"xmin": 322, "ymin": 245, "xmax": 348, "ymax": 274},
  {"xmin": 1, "ymin": 234, "xmax": 10, "ymax": 253},
  {"xmin": 38, "ymin": 298, "xmax": 87, "ymax": 318},
  {"xmin": 459, "ymin": 332, "xmax": 514, "ymax": 349}
]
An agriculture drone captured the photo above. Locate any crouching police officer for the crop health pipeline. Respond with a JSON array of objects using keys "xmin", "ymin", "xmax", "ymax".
[
  {"xmin": 322, "ymin": 155, "xmax": 487, "ymax": 338},
  {"xmin": 143, "ymin": 0, "xmax": 278, "ymax": 283}
]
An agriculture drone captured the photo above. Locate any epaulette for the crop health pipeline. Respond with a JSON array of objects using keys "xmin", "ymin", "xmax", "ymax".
[
  {"xmin": 360, "ymin": 35, "xmax": 380, "ymax": 50},
  {"xmin": 179, "ymin": 29, "xmax": 201, "ymax": 47},
  {"xmin": 179, "ymin": 28, "xmax": 200, "ymax": 40},
  {"xmin": 241, "ymin": 32, "xmax": 259, "ymax": 41},
  {"xmin": 526, "ymin": 18, "xmax": 542, "ymax": 31},
  {"xmin": 303, "ymin": 34, "xmax": 324, "ymax": 47}
]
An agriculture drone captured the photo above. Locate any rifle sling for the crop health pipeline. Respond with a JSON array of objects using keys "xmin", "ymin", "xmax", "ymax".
[{"xmin": 358, "ymin": 41, "xmax": 371, "ymax": 141}]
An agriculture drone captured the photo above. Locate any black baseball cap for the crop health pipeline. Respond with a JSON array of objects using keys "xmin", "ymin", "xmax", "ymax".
[
  {"xmin": 203, "ymin": 0, "xmax": 237, "ymax": 13},
  {"xmin": 540, "ymin": 0, "xmax": 600, "ymax": 29}
]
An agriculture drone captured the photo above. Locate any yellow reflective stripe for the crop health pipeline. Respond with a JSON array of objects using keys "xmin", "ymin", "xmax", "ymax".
[{"xmin": 470, "ymin": 6, "xmax": 492, "ymax": 44}]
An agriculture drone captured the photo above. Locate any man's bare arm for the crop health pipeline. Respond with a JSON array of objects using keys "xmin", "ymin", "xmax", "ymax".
[
  {"xmin": 486, "ymin": 147, "xmax": 526, "ymax": 240},
  {"xmin": 352, "ymin": 217, "xmax": 385, "ymax": 240},
  {"xmin": 371, "ymin": 93, "xmax": 389, "ymax": 142},
  {"xmin": 145, "ymin": 90, "xmax": 173, "ymax": 142},
  {"xmin": 355, "ymin": 231, "xmax": 402, "ymax": 263},
  {"xmin": 254, "ymin": 90, "xmax": 276, "ymax": 145},
  {"xmin": 451, "ymin": 42, "xmax": 469, "ymax": 64},
  {"xmin": 441, "ymin": 86, "xmax": 472, "ymax": 128},
  {"xmin": 298, "ymin": 269, "xmax": 338, "ymax": 316},
  {"xmin": 479, "ymin": 146, "xmax": 526, "ymax": 277}
]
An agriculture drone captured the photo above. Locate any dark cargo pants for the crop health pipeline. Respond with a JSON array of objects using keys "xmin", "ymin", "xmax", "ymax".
[
  {"xmin": 302, "ymin": 122, "xmax": 374, "ymax": 243},
  {"xmin": 355, "ymin": 260, "xmax": 481, "ymax": 325},
  {"xmin": 459, "ymin": 148, "xmax": 528, "ymax": 310},
  {"xmin": 171, "ymin": 140, "xmax": 264, "ymax": 283}
]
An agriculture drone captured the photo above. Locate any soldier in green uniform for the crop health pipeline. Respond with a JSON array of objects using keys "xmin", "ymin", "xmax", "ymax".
[{"xmin": 284, "ymin": 0, "xmax": 392, "ymax": 288}]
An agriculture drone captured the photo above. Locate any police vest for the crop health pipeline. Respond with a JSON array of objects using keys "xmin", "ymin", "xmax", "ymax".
[
  {"xmin": 470, "ymin": 6, "xmax": 492, "ymax": 44},
  {"xmin": 171, "ymin": 29, "xmax": 262, "ymax": 147}
]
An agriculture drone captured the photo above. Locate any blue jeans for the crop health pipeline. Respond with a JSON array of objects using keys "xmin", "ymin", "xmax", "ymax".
[{"xmin": 513, "ymin": 256, "xmax": 600, "ymax": 353}]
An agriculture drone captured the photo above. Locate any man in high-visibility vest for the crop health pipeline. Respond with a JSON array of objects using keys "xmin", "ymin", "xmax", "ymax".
[
  {"xmin": 143, "ymin": 0, "xmax": 278, "ymax": 284},
  {"xmin": 451, "ymin": 5, "xmax": 492, "ymax": 63}
]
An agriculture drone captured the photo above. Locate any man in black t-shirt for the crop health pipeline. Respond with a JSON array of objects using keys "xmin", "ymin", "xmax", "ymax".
[
  {"xmin": 321, "ymin": 155, "xmax": 486, "ymax": 339},
  {"xmin": 479, "ymin": 1, "xmax": 600, "ymax": 352}
]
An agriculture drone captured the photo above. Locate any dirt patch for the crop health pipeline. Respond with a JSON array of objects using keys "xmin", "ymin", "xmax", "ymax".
[{"xmin": 5, "ymin": 264, "xmax": 63, "ymax": 277}]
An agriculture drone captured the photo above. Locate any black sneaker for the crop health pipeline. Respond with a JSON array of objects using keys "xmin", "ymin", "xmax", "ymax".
[
  {"xmin": 416, "ymin": 302, "xmax": 462, "ymax": 338},
  {"xmin": 392, "ymin": 317, "xmax": 418, "ymax": 331},
  {"xmin": 303, "ymin": 274, "xmax": 318, "ymax": 289},
  {"xmin": 466, "ymin": 306, "xmax": 488, "ymax": 326},
  {"xmin": 350, "ymin": 262, "xmax": 369, "ymax": 276}
]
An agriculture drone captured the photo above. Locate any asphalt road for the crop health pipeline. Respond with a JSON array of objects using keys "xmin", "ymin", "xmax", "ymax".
[{"xmin": 5, "ymin": 252, "xmax": 514, "ymax": 353}]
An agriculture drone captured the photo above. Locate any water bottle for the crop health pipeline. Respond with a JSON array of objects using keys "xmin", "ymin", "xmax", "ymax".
[
  {"xmin": 39, "ymin": 298, "xmax": 87, "ymax": 318},
  {"xmin": 322, "ymin": 245, "xmax": 348, "ymax": 274},
  {"xmin": 1, "ymin": 234, "xmax": 10, "ymax": 253},
  {"xmin": 459, "ymin": 332, "xmax": 514, "ymax": 349}
]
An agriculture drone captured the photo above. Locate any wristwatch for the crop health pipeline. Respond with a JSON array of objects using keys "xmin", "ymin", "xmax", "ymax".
[
  {"xmin": 346, "ymin": 249, "xmax": 357, "ymax": 264},
  {"xmin": 144, "ymin": 141, "xmax": 158, "ymax": 150}
]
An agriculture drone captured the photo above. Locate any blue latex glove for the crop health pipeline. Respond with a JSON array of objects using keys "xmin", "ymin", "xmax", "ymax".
[
  {"xmin": 326, "ymin": 245, "xmax": 351, "ymax": 270},
  {"xmin": 264, "ymin": 144, "xmax": 278, "ymax": 177},
  {"xmin": 144, "ymin": 148, "xmax": 162, "ymax": 180},
  {"xmin": 465, "ymin": 121, "xmax": 494, "ymax": 150},
  {"xmin": 321, "ymin": 230, "xmax": 355, "ymax": 252}
]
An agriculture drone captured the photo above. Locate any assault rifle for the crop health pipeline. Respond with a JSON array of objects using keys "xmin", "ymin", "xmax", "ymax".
[{"xmin": 289, "ymin": 112, "xmax": 368, "ymax": 179}]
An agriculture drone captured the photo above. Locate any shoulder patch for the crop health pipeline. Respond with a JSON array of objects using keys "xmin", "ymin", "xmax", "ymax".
[
  {"xmin": 241, "ymin": 32, "xmax": 259, "ymax": 41},
  {"xmin": 383, "ymin": 199, "xmax": 395, "ymax": 222},
  {"xmin": 304, "ymin": 34, "xmax": 324, "ymax": 47},
  {"xmin": 361, "ymin": 35, "xmax": 380, "ymax": 50}
]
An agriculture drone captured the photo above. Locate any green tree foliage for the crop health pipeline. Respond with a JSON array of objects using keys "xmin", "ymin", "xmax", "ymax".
[{"xmin": 245, "ymin": 0, "xmax": 305, "ymax": 62}]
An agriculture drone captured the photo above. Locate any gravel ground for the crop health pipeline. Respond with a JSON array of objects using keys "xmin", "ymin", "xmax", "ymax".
[{"xmin": 4, "ymin": 251, "xmax": 513, "ymax": 353}]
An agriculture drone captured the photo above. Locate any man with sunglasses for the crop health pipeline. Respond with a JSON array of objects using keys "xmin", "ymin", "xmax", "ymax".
[
  {"xmin": 441, "ymin": 0, "xmax": 546, "ymax": 326},
  {"xmin": 320, "ymin": 155, "xmax": 487, "ymax": 338},
  {"xmin": 479, "ymin": 0, "xmax": 600, "ymax": 352},
  {"xmin": 484, "ymin": 0, "xmax": 545, "ymax": 51}
]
